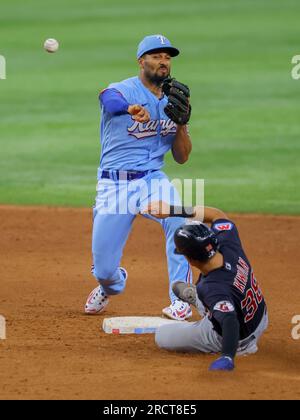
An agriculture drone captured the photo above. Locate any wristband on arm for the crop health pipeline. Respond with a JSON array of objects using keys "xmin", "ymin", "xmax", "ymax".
[{"xmin": 169, "ymin": 205, "xmax": 196, "ymax": 218}]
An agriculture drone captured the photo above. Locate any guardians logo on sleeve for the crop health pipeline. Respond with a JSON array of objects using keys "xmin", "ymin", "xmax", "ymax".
[
  {"xmin": 213, "ymin": 301, "xmax": 235, "ymax": 313},
  {"xmin": 214, "ymin": 222, "xmax": 234, "ymax": 231}
]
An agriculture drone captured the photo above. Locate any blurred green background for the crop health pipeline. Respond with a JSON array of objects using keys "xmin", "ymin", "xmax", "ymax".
[{"xmin": 0, "ymin": 0, "xmax": 299, "ymax": 213}]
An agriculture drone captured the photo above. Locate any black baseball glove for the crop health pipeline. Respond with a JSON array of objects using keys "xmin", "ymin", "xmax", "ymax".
[{"xmin": 162, "ymin": 77, "xmax": 191, "ymax": 125}]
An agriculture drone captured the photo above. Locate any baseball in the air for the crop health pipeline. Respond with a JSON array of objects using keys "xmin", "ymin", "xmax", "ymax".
[{"xmin": 44, "ymin": 38, "xmax": 59, "ymax": 53}]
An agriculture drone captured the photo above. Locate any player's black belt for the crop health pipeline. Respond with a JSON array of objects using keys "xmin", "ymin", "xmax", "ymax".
[{"xmin": 100, "ymin": 169, "xmax": 158, "ymax": 181}]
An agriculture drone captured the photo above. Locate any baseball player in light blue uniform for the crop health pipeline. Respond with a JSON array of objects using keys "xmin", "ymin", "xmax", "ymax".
[{"xmin": 85, "ymin": 35, "xmax": 193, "ymax": 320}]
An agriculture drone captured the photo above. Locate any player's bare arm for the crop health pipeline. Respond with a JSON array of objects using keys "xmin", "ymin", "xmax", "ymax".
[
  {"xmin": 171, "ymin": 125, "xmax": 192, "ymax": 164},
  {"xmin": 194, "ymin": 206, "xmax": 228, "ymax": 223},
  {"xmin": 142, "ymin": 201, "xmax": 227, "ymax": 222}
]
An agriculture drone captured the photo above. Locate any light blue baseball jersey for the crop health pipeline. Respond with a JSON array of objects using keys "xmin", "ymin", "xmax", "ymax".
[{"xmin": 98, "ymin": 76, "xmax": 177, "ymax": 175}]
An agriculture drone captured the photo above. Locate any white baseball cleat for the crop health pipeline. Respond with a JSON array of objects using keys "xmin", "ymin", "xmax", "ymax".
[
  {"xmin": 162, "ymin": 299, "xmax": 192, "ymax": 321},
  {"xmin": 85, "ymin": 267, "xmax": 128, "ymax": 314},
  {"xmin": 85, "ymin": 284, "xmax": 109, "ymax": 314}
]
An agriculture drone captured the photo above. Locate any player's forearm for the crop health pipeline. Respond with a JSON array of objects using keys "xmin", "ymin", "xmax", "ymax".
[
  {"xmin": 209, "ymin": 314, "xmax": 239, "ymax": 371},
  {"xmin": 220, "ymin": 314, "xmax": 240, "ymax": 359},
  {"xmin": 145, "ymin": 204, "xmax": 228, "ymax": 220},
  {"xmin": 172, "ymin": 125, "xmax": 192, "ymax": 164}
]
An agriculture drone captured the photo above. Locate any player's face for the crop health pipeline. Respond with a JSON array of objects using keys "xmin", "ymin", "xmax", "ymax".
[{"xmin": 140, "ymin": 51, "xmax": 171, "ymax": 86}]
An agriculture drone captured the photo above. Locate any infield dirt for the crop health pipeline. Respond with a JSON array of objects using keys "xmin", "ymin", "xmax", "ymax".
[{"xmin": 0, "ymin": 206, "xmax": 299, "ymax": 400}]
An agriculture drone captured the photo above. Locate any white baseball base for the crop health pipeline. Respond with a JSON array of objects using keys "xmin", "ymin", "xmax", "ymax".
[{"xmin": 102, "ymin": 316, "xmax": 185, "ymax": 334}]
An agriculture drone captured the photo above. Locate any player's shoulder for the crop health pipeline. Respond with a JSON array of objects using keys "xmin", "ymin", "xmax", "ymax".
[
  {"xmin": 212, "ymin": 218, "xmax": 243, "ymax": 249},
  {"xmin": 108, "ymin": 76, "xmax": 139, "ymax": 91},
  {"xmin": 100, "ymin": 77, "xmax": 137, "ymax": 103}
]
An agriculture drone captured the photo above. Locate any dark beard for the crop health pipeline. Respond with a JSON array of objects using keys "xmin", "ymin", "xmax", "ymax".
[{"xmin": 145, "ymin": 70, "xmax": 169, "ymax": 87}]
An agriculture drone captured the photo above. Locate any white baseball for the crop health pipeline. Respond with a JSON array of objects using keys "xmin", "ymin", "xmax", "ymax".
[{"xmin": 44, "ymin": 38, "xmax": 59, "ymax": 53}]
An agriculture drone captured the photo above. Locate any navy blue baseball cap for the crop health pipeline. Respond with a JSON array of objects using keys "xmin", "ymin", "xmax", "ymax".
[{"xmin": 137, "ymin": 35, "xmax": 180, "ymax": 59}]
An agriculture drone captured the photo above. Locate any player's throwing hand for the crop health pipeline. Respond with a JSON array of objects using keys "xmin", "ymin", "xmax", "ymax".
[{"xmin": 128, "ymin": 104, "xmax": 150, "ymax": 123}]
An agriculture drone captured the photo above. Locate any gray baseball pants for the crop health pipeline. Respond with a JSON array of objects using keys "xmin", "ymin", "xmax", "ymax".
[{"xmin": 155, "ymin": 310, "xmax": 268, "ymax": 356}]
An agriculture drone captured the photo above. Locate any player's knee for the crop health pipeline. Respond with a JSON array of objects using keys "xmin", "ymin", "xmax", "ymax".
[
  {"xmin": 155, "ymin": 328, "xmax": 166, "ymax": 349},
  {"xmin": 155, "ymin": 326, "xmax": 175, "ymax": 350}
]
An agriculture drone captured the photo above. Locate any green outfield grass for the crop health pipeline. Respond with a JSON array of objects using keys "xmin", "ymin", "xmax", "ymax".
[{"xmin": 0, "ymin": 0, "xmax": 299, "ymax": 213}]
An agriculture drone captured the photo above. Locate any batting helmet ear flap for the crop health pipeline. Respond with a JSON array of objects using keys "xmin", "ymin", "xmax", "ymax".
[{"xmin": 174, "ymin": 223, "xmax": 219, "ymax": 262}]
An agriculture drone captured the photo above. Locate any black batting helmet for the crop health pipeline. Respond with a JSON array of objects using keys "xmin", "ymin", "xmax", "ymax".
[{"xmin": 174, "ymin": 222, "xmax": 219, "ymax": 262}]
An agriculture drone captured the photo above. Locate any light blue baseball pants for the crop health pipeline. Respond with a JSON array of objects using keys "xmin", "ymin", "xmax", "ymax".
[{"xmin": 91, "ymin": 170, "xmax": 192, "ymax": 302}]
